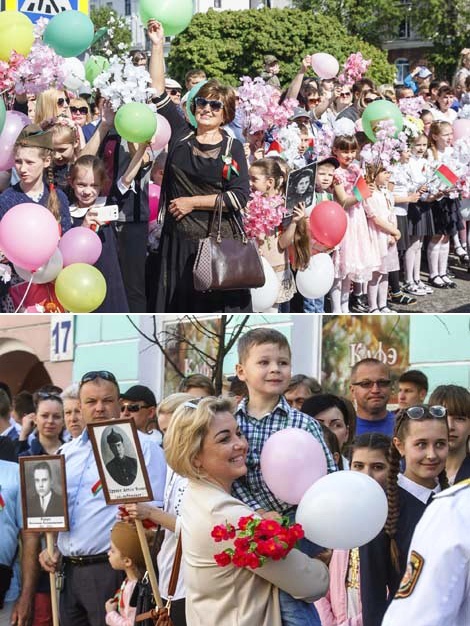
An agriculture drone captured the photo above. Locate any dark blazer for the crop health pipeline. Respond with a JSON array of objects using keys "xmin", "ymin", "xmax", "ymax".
[
  {"xmin": 28, "ymin": 491, "xmax": 63, "ymax": 518},
  {"xmin": 106, "ymin": 456, "xmax": 137, "ymax": 486},
  {"xmin": 454, "ymin": 454, "xmax": 470, "ymax": 484}
]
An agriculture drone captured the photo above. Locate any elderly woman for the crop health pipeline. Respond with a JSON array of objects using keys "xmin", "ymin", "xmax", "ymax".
[
  {"xmin": 61, "ymin": 384, "xmax": 85, "ymax": 440},
  {"xmin": 163, "ymin": 396, "xmax": 329, "ymax": 626},
  {"xmin": 146, "ymin": 20, "xmax": 251, "ymax": 313}
]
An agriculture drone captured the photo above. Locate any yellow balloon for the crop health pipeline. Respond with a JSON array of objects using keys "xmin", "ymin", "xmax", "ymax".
[
  {"xmin": 0, "ymin": 11, "xmax": 34, "ymax": 61},
  {"xmin": 55, "ymin": 263, "xmax": 107, "ymax": 313}
]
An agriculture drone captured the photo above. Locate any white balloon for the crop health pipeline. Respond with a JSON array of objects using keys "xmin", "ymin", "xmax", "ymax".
[
  {"xmin": 15, "ymin": 248, "xmax": 63, "ymax": 284},
  {"xmin": 296, "ymin": 253, "xmax": 334, "ymax": 299},
  {"xmin": 251, "ymin": 257, "xmax": 279, "ymax": 312},
  {"xmin": 63, "ymin": 58, "xmax": 86, "ymax": 92},
  {"xmin": 296, "ymin": 471, "xmax": 388, "ymax": 549}
]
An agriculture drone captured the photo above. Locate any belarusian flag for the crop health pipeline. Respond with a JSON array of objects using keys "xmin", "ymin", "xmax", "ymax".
[
  {"xmin": 0, "ymin": 493, "xmax": 5, "ymax": 510},
  {"xmin": 91, "ymin": 480, "xmax": 103, "ymax": 496},
  {"xmin": 435, "ymin": 164, "xmax": 459, "ymax": 187},
  {"xmin": 353, "ymin": 175, "xmax": 372, "ymax": 202}
]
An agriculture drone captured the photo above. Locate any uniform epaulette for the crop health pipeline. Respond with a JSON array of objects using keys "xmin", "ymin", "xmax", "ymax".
[{"xmin": 434, "ymin": 478, "xmax": 470, "ymax": 498}]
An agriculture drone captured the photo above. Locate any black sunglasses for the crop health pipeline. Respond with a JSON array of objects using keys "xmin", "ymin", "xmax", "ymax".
[
  {"xmin": 405, "ymin": 405, "xmax": 447, "ymax": 420},
  {"xmin": 36, "ymin": 391, "xmax": 63, "ymax": 403},
  {"xmin": 364, "ymin": 97, "xmax": 383, "ymax": 105},
  {"xmin": 57, "ymin": 97, "xmax": 71, "ymax": 107},
  {"xmin": 70, "ymin": 106, "xmax": 89, "ymax": 115},
  {"xmin": 194, "ymin": 97, "xmax": 223, "ymax": 112},
  {"xmin": 79, "ymin": 370, "xmax": 118, "ymax": 388},
  {"xmin": 167, "ymin": 88, "xmax": 181, "ymax": 96},
  {"xmin": 120, "ymin": 403, "xmax": 150, "ymax": 413},
  {"xmin": 351, "ymin": 379, "xmax": 392, "ymax": 389}
]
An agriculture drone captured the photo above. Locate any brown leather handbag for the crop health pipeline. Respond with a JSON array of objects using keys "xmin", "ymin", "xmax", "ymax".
[
  {"xmin": 193, "ymin": 194, "xmax": 265, "ymax": 292},
  {"xmin": 135, "ymin": 536, "xmax": 182, "ymax": 626}
]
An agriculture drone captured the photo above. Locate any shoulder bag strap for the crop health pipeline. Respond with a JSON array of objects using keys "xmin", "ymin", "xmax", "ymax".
[{"xmin": 167, "ymin": 535, "xmax": 182, "ymax": 598}]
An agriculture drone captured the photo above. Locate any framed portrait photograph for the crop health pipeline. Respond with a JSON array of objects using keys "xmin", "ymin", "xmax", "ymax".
[
  {"xmin": 20, "ymin": 455, "xmax": 69, "ymax": 532},
  {"xmin": 285, "ymin": 162, "xmax": 317, "ymax": 215},
  {"xmin": 87, "ymin": 418, "xmax": 154, "ymax": 505}
]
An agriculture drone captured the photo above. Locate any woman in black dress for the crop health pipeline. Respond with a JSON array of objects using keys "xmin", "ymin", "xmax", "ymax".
[{"xmin": 146, "ymin": 20, "xmax": 252, "ymax": 313}]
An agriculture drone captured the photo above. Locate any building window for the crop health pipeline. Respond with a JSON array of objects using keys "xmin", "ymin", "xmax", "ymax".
[
  {"xmin": 124, "ymin": 0, "xmax": 131, "ymax": 14},
  {"xmin": 214, "ymin": 0, "xmax": 221, "ymax": 7},
  {"xmin": 395, "ymin": 58, "xmax": 409, "ymax": 84}
]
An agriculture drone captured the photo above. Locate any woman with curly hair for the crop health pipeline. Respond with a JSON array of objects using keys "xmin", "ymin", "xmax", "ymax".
[{"xmin": 359, "ymin": 405, "xmax": 449, "ymax": 626}]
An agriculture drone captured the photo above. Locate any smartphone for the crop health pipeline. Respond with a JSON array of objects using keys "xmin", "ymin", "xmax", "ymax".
[{"xmin": 90, "ymin": 204, "xmax": 119, "ymax": 222}]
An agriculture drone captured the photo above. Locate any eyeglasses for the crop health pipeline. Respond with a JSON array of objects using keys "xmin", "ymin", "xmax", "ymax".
[
  {"xmin": 339, "ymin": 92, "xmax": 351, "ymax": 97},
  {"xmin": 70, "ymin": 106, "xmax": 89, "ymax": 115},
  {"xmin": 194, "ymin": 97, "xmax": 224, "ymax": 112},
  {"xmin": 351, "ymin": 379, "xmax": 392, "ymax": 389},
  {"xmin": 120, "ymin": 403, "xmax": 150, "ymax": 413},
  {"xmin": 364, "ymin": 97, "xmax": 382, "ymax": 104},
  {"xmin": 405, "ymin": 405, "xmax": 447, "ymax": 420},
  {"xmin": 36, "ymin": 391, "xmax": 63, "ymax": 403},
  {"xmin": 308, "ymin": 97, "xmax": 321, "ymax": 104},
  {"xmin": 57, "ymin": 97, "xmax": 70, "ymax": 107},
  {"xmin": 79, "ymin": 370, "xmax": 118, "ymax": 388}
]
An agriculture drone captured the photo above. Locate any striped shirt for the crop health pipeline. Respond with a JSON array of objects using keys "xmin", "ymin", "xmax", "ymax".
[{"xmin": 232, "ymin": 395, "xmax": 336, "ymax": 514}]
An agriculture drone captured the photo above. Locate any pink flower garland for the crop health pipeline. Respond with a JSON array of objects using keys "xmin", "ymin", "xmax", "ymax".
[
  {"xmin": 238, "ymin": 76, "xmax": 297, "ymax": 133},
  {"xmin": 243, "ymin": 191, "xmax": 286, "ymax": 239},
  {"xmin": 0, "ymin": 42, "xmax": 66, "ymax": 96},
  {"xmin": 338, "ymin": 52, "xmax": 371, "ymax": 86}
]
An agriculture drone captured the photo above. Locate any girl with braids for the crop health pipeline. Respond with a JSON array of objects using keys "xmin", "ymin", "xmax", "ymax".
[
  {"xmin": 359, "ymin": 405, "xmax": 449, "ymax": 626},
  {"xmin": 314, "ymin": 433, "xmax": 391, "ymax": 626},
  {"xmin": 0, "ymin": 125, "xmax": 71, "ymax": 311},
  {"xmin": 49, "ymin": 118, "xmax": 81, "ymax": 192}
]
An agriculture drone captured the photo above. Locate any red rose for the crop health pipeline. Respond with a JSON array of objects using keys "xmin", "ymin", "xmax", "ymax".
[
  {"xmin": 232, "ymin": 550, "xmax": 250, "ymax": 568},
  {"xmin": 214, "ymin": 551, "xmax": 232, "ymax": 567},
  {"xmin": 246, "ymin": 552, "xmax": 262, "ymax": 569},
  {"xmin": 211, "ymin": 525, "xmax": 230, "ymax": 542},
  {"xmin": 234, "ymin": 536, "xmax": 251, "ymax": 552},
  {"xmin": 255, "ymin": 519, "xmax": 282, "ymax": 539},
  {"xmin": 238, "ymin": 515, "xmax": 255, "ymax": 531},
  {"xmin": 226, "ymin": 523, "xmax": 236, "ymax": 539}
]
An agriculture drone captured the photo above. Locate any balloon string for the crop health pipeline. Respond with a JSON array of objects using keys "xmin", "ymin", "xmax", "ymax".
[{"xmin": 14, "ymin": 275, "xmax": 34, "ymax": 313}]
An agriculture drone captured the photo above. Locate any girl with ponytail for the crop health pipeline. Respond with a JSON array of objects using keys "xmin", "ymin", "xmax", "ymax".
[{"xmin": 359, "ymin": 405, "xmax": 449, "ymax": 626}]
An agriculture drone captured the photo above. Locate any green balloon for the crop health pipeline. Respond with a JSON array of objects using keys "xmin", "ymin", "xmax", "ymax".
[
  {"xmin": 0, "ymin": 99, "xmax": 6, "ymax": 136},
  {"xmin": 362, "ymin": 100, "xmax": 404, "ymax": 142},
  {"xmin": 91, "ymin": 26, "xmax": 108, "ymax": 47},
  {"xmin": 185, "ymin": 79, "xmax": 207, "ymax": 128},
  {"xmin": 115, "ymin": 103, "xmax": 157, "ymax": 143},
  {"xmin": 44, "ymin": 10, "xmax": 94, "ymax": 58},
  {"xmin": 85, "ymin": 56, "xmax": 110, "ymax": 86},
  {"xmin": 55, "ymin": 263, "xmax": 106, "ymax": 313},
  {"xmin": 140, "ymin": 0, "xmax": 193, "ymax": 37}
]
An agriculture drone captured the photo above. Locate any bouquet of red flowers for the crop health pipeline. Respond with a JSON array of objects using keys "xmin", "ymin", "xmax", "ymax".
[{"xmin": 211, "ymin": 514, "xmax": 304, "ymax": 569}]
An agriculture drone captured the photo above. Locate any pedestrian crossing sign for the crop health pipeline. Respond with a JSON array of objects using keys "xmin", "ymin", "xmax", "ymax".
[{"xmin": 1, "ymin": 0, "xmax": 88, "ymax": 24}]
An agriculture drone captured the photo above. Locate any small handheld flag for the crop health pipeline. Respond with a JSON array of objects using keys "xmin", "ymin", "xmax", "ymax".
[
  {"xmin": 0, "ymin": 493, "xmax": 5, "ymax": 510},
  {"xmin": 353, "ymin": 175, "xmax": 372, "ymax": 202},
  {"xmin": 435, "ymin": 164, "xmax": 459, "ymax": 187}
]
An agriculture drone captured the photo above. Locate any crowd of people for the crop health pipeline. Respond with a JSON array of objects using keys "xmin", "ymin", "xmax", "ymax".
[
  {"xmin": 0, "ymin": 20, "xmax": 469, "ymax": 313},
  {"xmin": 1, "ymin": 327, "xmax": 469, "ymax": 626}
]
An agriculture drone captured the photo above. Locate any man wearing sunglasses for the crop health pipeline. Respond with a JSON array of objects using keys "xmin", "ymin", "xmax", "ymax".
[
  {"xmin": 350, "ymin": 358, "xmax": 395, "ymax": 436},
  {"xmin": 120, "ymin": 385, "xmax": 157, "ymax": 436},
  {"xmin": 39, "ymin": 371, "xmax": 166, "ymax": 626},
  {"xmin": 164, "ymin": 78, "xmax": 182, "ymax": 105}
]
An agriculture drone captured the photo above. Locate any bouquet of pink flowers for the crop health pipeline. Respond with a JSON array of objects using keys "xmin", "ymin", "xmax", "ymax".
[
  {"xmin": 360, "ymin": 119, "xmax": 408, "ymax": 178},
  {"xmin": 338, "ymin": 52, "xmax": 371, "ymax": 86},
  {"xmin": 212, "ymin": 514, "xmax": 304, "ymax": 569},
  {"xmin": 238, "ymin": 76, "xmax": 297, "ymax": 133},
  {"xmin": 242, "ymin": 191, "xmax": 286, "ymax": 239},
  {"xmin": 398, "ymin": 96, "xmax": 427, "ymax": 117}
]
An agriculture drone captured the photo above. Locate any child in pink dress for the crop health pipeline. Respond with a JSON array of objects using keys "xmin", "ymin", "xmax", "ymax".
[
  {"xmin": 364, "ymin": 167, "xmax": 401, "ymax": 313},
  {"xmin": 332, "ymin": 134, "xmax": 379, "ymax": 313}
]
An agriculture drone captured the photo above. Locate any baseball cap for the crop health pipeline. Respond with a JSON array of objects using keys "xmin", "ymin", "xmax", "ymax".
[
  {"xmin": 290, "ymin": 106, "xmax": 311, "ymax": 121},
  {"xmin": 318, "ymin": 156, "xmax": 340, "ymax": 169},
  {"xmin": 417, "ymin": 67, "xmax": 432, "ymax": 79},
  {"xmin": 264, "ymin": 54, "xmax": 278, "ymax": 66},
  {"xmin": 120, "ymin": 385, "xmax": 156, "ymax": 407},
  {"xmin": 165, "ymin": 78, "xmax": 182, "ymax": 90}
]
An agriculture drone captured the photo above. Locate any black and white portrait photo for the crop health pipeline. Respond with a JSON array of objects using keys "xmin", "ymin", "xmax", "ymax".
[
  {"xmin": 285, "ymin": 162, "xmax": 317, "ymax": 213},
  {"xmin": 88, "ymin": 418, "xmax": 153, "ymax": 505},
  {"xmin": 20, "ymin": 456, "xmax": 69, "ymax": 532}
]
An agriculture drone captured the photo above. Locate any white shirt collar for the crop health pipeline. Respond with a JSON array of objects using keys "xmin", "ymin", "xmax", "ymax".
[{"xmin": 398, "ymin": 472, "xmax": 441, "ymax": 504}]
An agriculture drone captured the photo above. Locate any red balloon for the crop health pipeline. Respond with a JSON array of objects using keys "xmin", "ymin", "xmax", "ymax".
[{"xmin": 309, "ymin": 200, "xmax": 347, "ymax": 248}]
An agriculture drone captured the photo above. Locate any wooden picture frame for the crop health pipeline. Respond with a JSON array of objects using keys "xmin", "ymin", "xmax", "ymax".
[
  {"xmin": 20, "ymin": 455, "xmax": 69, "ymax": 532},
  {"xmin": 87, "ymin": 418, "xmax": 154, "ymax": 505}
]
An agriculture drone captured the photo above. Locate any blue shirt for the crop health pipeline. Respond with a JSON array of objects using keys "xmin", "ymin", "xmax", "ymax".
[
  {"xmin": 57, "ymin": 429, "xmax": 166, "ymax": 556},
  {"xmin": 355, "ymin": 411, "xmax": 396, "ymax": 437},
  {"xmin": 0, "ymin": 460, "xmax": 22, "ymax": 602}
]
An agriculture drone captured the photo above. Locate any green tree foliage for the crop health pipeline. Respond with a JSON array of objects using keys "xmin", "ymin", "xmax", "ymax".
[
  {"xmin": 167, "ymin": 8, "xmax": 396, "ymax": 88},
  {"xmin": 90, "ymin": 7, "xmax": 132, "ymax": 58},
  {"xmin": 410, "ymin": 0, "xmax": 470, "ymax": 79},
  {"xmin": 294, "ymin": 0, "xmax": 402, "ymax": 47}
]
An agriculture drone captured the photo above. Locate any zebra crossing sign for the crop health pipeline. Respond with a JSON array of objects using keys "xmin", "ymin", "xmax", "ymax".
[{"xmin": 1, "ymin": 0, "xmax": 88, "ymax": 23}]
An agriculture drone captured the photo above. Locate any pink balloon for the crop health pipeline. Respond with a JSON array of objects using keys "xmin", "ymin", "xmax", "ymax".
[
  {"xmin": 260, "ymin": 427, "xmax": 328, "ymax": 504},
  {"xmin": 58, "ymin": 227, "xmax": 102, "ymax": 267},
  {"xmin": 148, "ymin": 183, "xmax": 161, "ymax": 222},
  {"xmin": 453, "ymin": 118, "xmax": 470, "ymax": 142},
  {"xmin": 0, "ymin": 111, "xmax": 31, "ymax": 171},
  {"xmin": 0, "ymin": 203, "xmax": 60, "ymax": 271},
  {"xmin": 311, "ymin": 53, "xmax": 339, "ymax": 79},
  {"xmin": 151, "ymin": 114, "xmax": 172, "ymax": 151}
]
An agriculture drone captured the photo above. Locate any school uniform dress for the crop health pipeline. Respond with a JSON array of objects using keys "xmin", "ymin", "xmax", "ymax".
[
  {"xmin": 382, "ymin": 480, "xmax": 470, "ymax": 626},
  {"xmin": 359, "ymin": 474, "xmax": 440, "ymax": 626},
  {"xmin": 181, "ymin": 477, "xmax": 330, "ymax": 626},
  {"xmin": 406, "ymin": 156, "xmax": 435, "ymax": 237}
]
